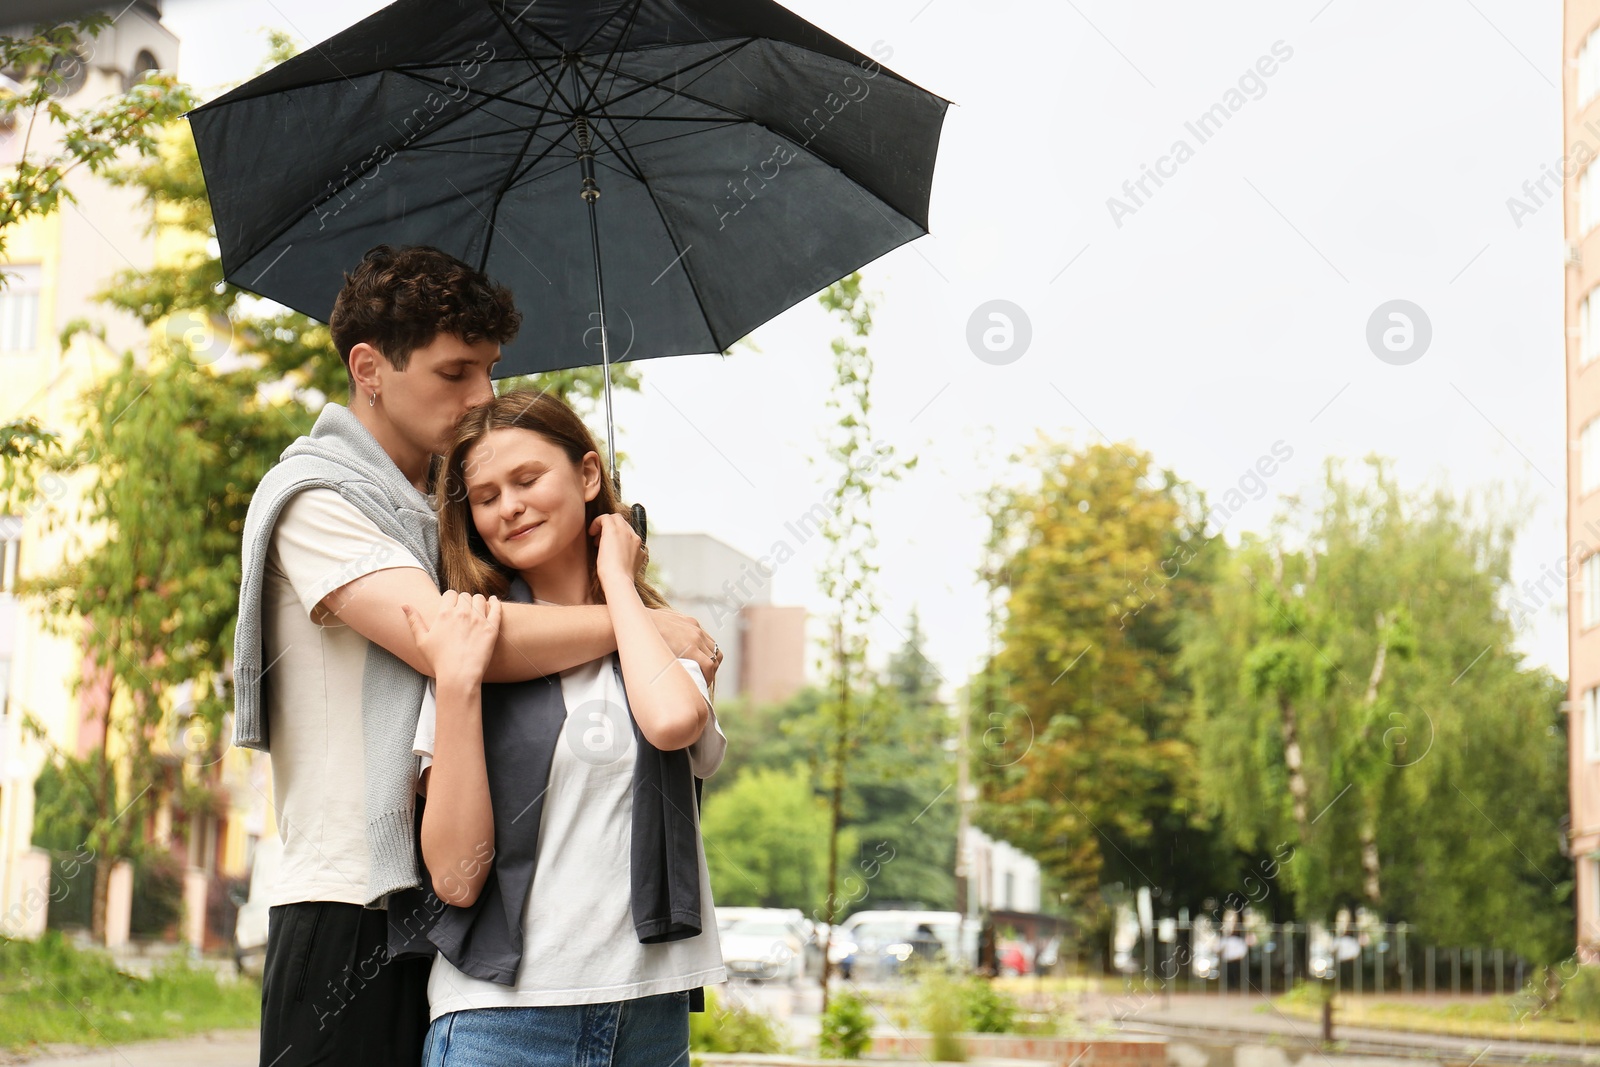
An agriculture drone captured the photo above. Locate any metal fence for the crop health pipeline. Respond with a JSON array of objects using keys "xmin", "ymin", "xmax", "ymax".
[{"xmin": 1108, "ymin": 917, "xmax": 1532, "ymax": 996}]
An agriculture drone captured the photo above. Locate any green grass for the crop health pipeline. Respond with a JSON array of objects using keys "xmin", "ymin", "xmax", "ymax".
[
  {"xmin": 1271, "ymin": 983, "xmax": 1600, "ymax": 1046},
  {"xmin": 0, "ymin": 931, "xmax": 259, "ymax": 1053}
]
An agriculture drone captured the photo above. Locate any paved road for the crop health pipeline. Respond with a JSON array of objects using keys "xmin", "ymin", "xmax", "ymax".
[
  {"xmin": 20, "ymin": 984, "xmax": 1595, "ymax": 1066},
  {"xmin": 1099, "ymin": 990, "xmax": 1599, "ymax": 1064}
]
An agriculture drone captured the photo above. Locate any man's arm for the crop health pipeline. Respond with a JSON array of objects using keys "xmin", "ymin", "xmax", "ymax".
[{"xmin": 321, "ymin": 567, "xmax": 720, "ymax": 682}]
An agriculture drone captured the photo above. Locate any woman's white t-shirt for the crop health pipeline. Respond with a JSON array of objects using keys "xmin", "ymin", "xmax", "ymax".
[{"xmin": 412, "ymin": 628, "xmax": 728, "ymax": 1019}]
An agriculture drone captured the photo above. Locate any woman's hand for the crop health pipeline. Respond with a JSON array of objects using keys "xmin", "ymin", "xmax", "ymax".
[
  {"xmin": 591, "ymin": 512, "xmax": 645, "ymax": 594},
  {"xmin": 401, "ymin": 590, "xmax": 501, "ymax": 686}
]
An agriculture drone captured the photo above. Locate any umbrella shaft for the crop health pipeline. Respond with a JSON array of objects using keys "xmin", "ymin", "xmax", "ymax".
[
  {"xmin": 572, "ymin": 105, "xmax": 619, "ymax": 500},
  {"xmin": 583, "ymin": 163, "xmax": 619, "ymax": 501}
]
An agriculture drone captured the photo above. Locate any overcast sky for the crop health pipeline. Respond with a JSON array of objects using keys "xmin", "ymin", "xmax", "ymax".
[{"xmin": 162, "ymin": 0, "xmax": 1566, "ymax": 697}]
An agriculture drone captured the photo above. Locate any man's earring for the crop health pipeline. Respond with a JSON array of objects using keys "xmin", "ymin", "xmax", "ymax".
[{"xmin": 369, "ymin": 391, "xmax": 378, "ymax": 408}]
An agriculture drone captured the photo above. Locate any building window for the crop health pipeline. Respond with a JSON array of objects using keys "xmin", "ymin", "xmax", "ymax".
[
  {"xmin": 0, "ymin": 516, "xmax": 18, "ymax": 594},
  {"xmin": 1583, "ymin": 26, "xmax": 1600, "ymax": 109},
  {"xmin": 1587, "ymin": 419, "xmax": 1600, "ymax": 495},
  {"xmin": 1585, "ymin": 419, "xmax": 1600, "ymax": 496},
  {"xmin": 1587, "ymin": 687, "xmax": 1600, "ymax": 761},
  {"xmin": 1586, "ymin": 555, "xmax": 1600, "ymax": 629},
  {"xmin": 0, "ymin": 264, "xmax": 40, "ymax": 352},
  {"xmin": 1581, "ymin": 161, "xmax": 1600, "ymax": 238},
  {"xmin": 1584, "ymin": 288, "xmax": 1600, "ymax": 367}
]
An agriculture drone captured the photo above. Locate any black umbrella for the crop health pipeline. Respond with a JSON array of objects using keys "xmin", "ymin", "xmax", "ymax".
[{"xmin": 188, "ymin": 0, "xmax": 947, "ymax": 502}]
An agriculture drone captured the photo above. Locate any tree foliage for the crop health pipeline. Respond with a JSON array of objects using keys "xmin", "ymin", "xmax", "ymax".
[
  {"xmin": 700, "ymin": 764, "xmax": 846, "ymax": 912},
  {"xmin": 0, "ymin": 17, "xmax": 194, "ymax": 473},
  {"xmin": 973, "ymin": 438, "xmax": 1222, "ymax": 913},
  {"xmin": 793, "ymin": 272, "xmax": 914, "ymax": 1007},
  {"xmin": 1179, "ymin": 458, "xmax": 1571, "ymax": 962}
]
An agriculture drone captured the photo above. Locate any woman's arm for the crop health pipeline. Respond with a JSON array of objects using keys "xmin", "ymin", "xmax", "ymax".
[
  {"xmin": 403, "ymin": 591, "xmax": 499, "ymax": 906},
  {"xmin": 593, "ymin": 514, "xmax": 711, "ymax": 751}
]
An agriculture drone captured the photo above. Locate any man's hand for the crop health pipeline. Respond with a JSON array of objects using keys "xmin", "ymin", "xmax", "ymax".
[{"xmin": 650, "ymin": 607, "xmax": 722, "ymax": 683}]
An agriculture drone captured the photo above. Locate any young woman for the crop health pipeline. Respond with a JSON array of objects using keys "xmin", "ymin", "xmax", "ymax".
[{"xmin": 400, "ymin": 390, "xmax": 727, "ymax": 1066}]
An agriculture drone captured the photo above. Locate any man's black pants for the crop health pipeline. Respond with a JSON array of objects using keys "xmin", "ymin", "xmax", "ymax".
[{"xmin": 260, "ymin": 900, "xmax": 430, "ymax": 1066}]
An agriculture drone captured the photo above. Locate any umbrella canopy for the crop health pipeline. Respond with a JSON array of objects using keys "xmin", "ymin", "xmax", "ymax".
[{"xmin": 188, "ymin": 0, "xmax": 949, "ymax": 379}]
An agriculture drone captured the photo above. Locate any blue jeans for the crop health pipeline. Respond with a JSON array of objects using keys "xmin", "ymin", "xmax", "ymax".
[{"xmin": 421, "ymin": 990, "xmax": 691, "ymax": 1067}]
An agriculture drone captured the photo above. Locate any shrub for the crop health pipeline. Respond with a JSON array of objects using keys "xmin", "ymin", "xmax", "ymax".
[
  {"xmin": 819, "ymin": 987, "xmax": 874, "ymax": 1059},
  {"xmin": 130, "ymin": 851, "xmax": 184, "ymax": 937},
  {"xmin": 963, "ymin": 975, "xmax": 1018, "ymax": 1033},
  {"xmin": 1556, "ymin": 962, "xmax": 1600, "ymax": 1021},
  {"xmin": 689, "ymin": 988, "xmax": 787, "ymax": 1054},
  {"xmin": 915, "ymin": 966, "xmax": 967, "ymax": 1061}
]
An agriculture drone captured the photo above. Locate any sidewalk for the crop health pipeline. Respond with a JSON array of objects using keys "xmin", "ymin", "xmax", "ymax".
[
  {"xmin": 0, "ymin": 1030, "xmax": 257, "ymax": 1067},
  {"xmin": 1097, "ymin": 991, "xmax": 1600, "ymax": 1064}
]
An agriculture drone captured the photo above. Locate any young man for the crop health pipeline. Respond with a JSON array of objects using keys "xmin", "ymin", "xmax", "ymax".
[{"xmin": 232, "ymin": 245, "xmax": 720, "ymax": 1066}]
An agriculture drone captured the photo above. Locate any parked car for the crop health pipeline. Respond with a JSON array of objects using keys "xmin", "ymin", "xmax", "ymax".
[
  {"xmin": 232, "ymin": 834, "xmax": 282, "ymax": 977},
  {"xmin": 830, "ymin": 910, "xmax": 971, "ymax": 980},
  {"xmin": 997, "ymin": 939, "xmax": 1032, "ymax": 976},
  {"xmin": 1190, "ymin": 917, "xmax": 1221, "ymax": 980},
  {"xmin": 715, "ymin": 907, "xmax": 810, "ymax": 982}
]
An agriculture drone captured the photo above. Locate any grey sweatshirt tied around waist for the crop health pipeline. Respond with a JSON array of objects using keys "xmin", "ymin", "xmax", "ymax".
[{"xmin": 233, "ymin": 402, "xmax": 439, "ymax": 906}]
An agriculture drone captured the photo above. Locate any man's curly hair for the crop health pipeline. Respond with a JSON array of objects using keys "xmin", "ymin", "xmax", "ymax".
[{"xmin": 329, "ymin": 245, "xmax": 522, "ymax": 383}]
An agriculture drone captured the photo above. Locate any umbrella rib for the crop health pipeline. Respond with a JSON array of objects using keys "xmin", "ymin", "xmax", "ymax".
[
  {"xmin": 576, "ymin": 41, "xmax": 758, "ymax": 128},
  {"xmin": 573, "ymin": 0, "xmax": 642, "ymax": 58},
  {"xmin": 593, "ymin": 107, "xmax": 720, "ymax": 351},
  {"xmin": 584, "ymin": 0, "xmax": 661, "ymax": 133},
  {"xmin": 592, "ymin": 121, "xmax": 743, "ymax": 152},
  {"xmin": 561, "ymin": 37, "xmax": 650, "ymax": 188},
  {"xmin": 231, "ymin": 67, "xmax": 546, "ymax": 272},
  {"xmin": 476, "ymin": 51, "xmax": 570, "ymax": 273},
  {"xmin": 644, "ymin": 0, "xmax": 765, "ymax": 98},
  {"xmin": 398, "ymin": 67, "xmax": 562, "ymax": 129},
  {"xmin": 495, "ymin": 124, "xmax": 585, "ymax": 200},
  {"xmin": 484, "ymin": 0, "xmax": 588, "ymax": 120},
  {"xmin": 396, "ymin": 66, "xmax": 743, "ymax": 130},
  {"xmin": 498, "ymin": 46, "xmax": 658, "ymax": 193},
  {"xmin": 484, "ymin": 0, "xmax": 566, "ymax": 57},
  {"xmin": 389, "ymin": 71, "xmax": 559, "ymax": 157}
]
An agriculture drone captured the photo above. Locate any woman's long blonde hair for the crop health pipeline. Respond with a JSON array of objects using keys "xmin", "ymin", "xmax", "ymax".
[{"xmin": 434, "ymin": 389, "xmax": 668, "ymax": 609}]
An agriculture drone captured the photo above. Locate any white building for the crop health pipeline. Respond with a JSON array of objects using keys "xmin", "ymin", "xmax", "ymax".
[{"xmin": 963, "ymin": 825, "xmax": 1042, "ymax": 914}]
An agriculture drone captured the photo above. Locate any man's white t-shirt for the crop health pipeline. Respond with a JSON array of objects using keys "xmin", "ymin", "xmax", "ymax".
[
  {"xmin": 413, "ymin": 636, "xmax": 729, "ymax": 1017},
  {"xmin": 261, "ymin": 487, "xmax": 428, "ymax": 906}
]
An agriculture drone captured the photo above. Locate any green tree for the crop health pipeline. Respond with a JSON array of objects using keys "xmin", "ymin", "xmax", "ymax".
[
  {"xmin": 973, "ymin": 439, "xmax": 1224, "ymax": 914},
  {"xmin": 795, "ymin": 272, "xmax": 913, "ymax": 1009},
  {"xmin": 0, "ymin": 17, "xmax": 193, "ymax": 478},
  {"xmin": 1180, "ymin": 458, "xmax": 1572, "ymax": 962},
  {"xmin": 700, "ymin": 765, "xmax": 847, "ymax": 911},
  {"xmin": 710, "ymin": 621, "xmax": 957, "ymax": 913},
  {"xmin": 843, "ymin": 610, "xmax": 957, "ymax": 911},
  {"xmin": 705, "ymin": 685, "xmax": 824, "ymax": 796}
]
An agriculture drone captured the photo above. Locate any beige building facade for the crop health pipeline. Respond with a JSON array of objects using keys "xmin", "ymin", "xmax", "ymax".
[
  {"xmin": 1, "ymin": 3, "xmax": 262, "ymax": 945},
  {"xmin": 1570, "ymin": 0, "xmax": 1600, "ymax": 960}
]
